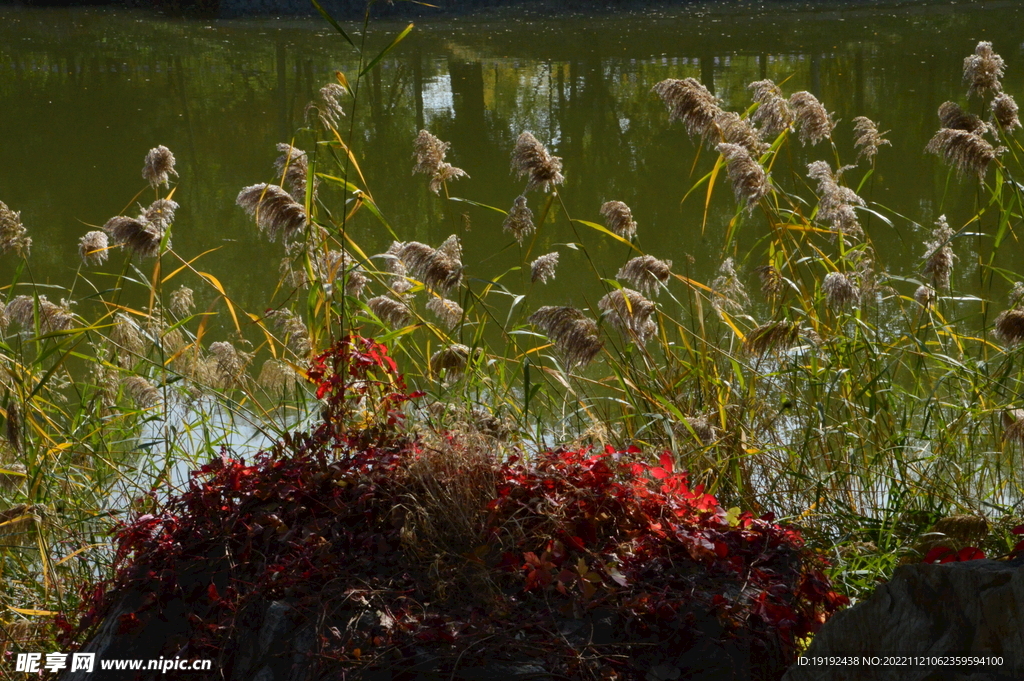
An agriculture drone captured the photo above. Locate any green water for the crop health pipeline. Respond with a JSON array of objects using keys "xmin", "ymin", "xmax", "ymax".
[{"xmin": 0, "ymin": 1, "xmax": 1021, "ymax": 331}]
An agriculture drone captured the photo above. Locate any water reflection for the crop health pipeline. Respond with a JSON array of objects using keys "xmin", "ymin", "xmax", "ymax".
[{"xmin": 0, "ymin": 2, "xmax": 1021, "ymax": 330}]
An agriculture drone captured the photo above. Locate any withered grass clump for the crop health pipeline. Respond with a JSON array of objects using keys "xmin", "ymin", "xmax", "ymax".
[
  {"xmin": 756, "ymin": 265, "xmax": 785, "ymax": 299},
  {"xmin": 617, "ymin": 255, "xmax": 672, "ymax": 296},
  {"xmin": 599, "ymin": 200, "xmax": 637, "ymax": 239},
  {"xmin": 511, "ymin": 131, "xmax": 564, "ymax": 193},
  {"xmin": 122, "ymin": 376, "xmax": 161, "ymax": 408},
  {"xmin": 529, "ymin": 306, "xmax": 603, "ymax": 369},
  {"xmin": 808, "ymin": 161, "xmax": 865, "ymax": 238},
  {"xmin": 425, "ymin": 296, "xmax": 463, "ymax": 329},
  {"xmin": 598, "ymin": 288, "xmax": 658, "ymax": 345},
  {"xmin": 103, "ymin": 216, "xmax": 163, "ymax": 260},
  {"xmin": 169, "ymin": 286, "xmax": 194, "ymax": 317},
  {"xmin": 530, "ymin": 252, "xmax": 559, "ymax": 284},
  {"xmin": 938, "ymin": 101, "xmax": 987, "ymax": 135},
  {"xmin": 714, "ymin": 111, "xmax": 767, "ymax": 157},
  {"xmin": 274, "ymin": 143, "xmax": 316, "ymax": 202},
  {"xmin": 923, "ymin": 216, "xmax": 957, "ymax": 291},
  {"xmin": 653, "ymin": 77, "xmax": 721, "ymax": 139},
  {"xmin": 236, "ymin": 183, "xmax": 307, "ymax": 242},
  {"xmin": 6, "ymin": 295, "xmax": 75, "ymax": 334},
  {"xmin": 429, "ymin": 344, "xmax": 479, "ymax": 376}
]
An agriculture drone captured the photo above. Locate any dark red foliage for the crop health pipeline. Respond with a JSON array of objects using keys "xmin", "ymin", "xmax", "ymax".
[
  {"xmin": 923, "ymin": 545, "xmax": 986, "ymax": 564},
  {"xmin": 60, "ymin": 336, "xmax": 846, "ymax": 680}
]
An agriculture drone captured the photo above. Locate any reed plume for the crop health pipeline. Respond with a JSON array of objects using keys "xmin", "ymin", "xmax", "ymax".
[
  {"xmin": 1003, "ymin": 409, "xmax": 1024, "ymax": 446},
  {"xmin": 529, "ymin": 306, "xmax": 604, "ymax": 369},
  {"xmin": 716, "ymin": 143, "xmax": 770, "ymax": 209},
  {"xmin": 923, "ymin": 215, "xmax": 957, "ymax": 291},
  {"xmin": 511, "ymin": 132, "xmax": 565, "ymax": 193},
  {"xmin": 1010, "ymin": 282, "xmax": 1024, "ymax": 309},
  {"xmin": 103, "ymin": 215, "xmax": 163, "ymax": 259},
  {"xmin": 938, "ymin": 102, "xmax": 987, "ymax": 135},
  {"xmin": 258, "ymin": 359, "xmax": 299, "ymax": 396},
  {"xmin": 142, "ymin": 198, "xmax": 179, "ymax": 233},
  {"xmin": 744, "ymin": 321, "xmax": 800, "ymax": 357},
  {"xmin": 310, "ymin": 82, "xmax": 347, "ymax": 130},
  {"xmin": 991, "ymin": 93, "xmax": 1021, "ymax": 132},
  {"xmin": 142, "ymin": 145, "xmax": 177, "ymax": 188},
  {"xmin": 210, "ymin": 341, "xmax": 252, "ymax": 388},
  {"xmin": 714, "ymin": 111, "xmax": 768, "ymax": 157},
  {"xmin": 756, "ymin": 265, "xmax": 784, "ymax": 299},
  {"xmin": 503, "ymin": 195, "xmax": 535, "ymax": 244},
  {"xmin": 711, "ymin": 257, "xmax": 749, "ymax": 313},
  {"xmin": 266, "ymin": 309, "xmax": 311, "ymax": 356},
  {"xmin": 531, "ymin": 252, "xmax": 560, "ymax": 284},
  {"xmin": 822, "ymin": 271, "xmax": 860, "ymax": 309},
  {"xmin": 78, "ymin": 230, "xmax": 108, "ymax": 266},
  {"xmin": 274, "ymin": 144, "xmax": 317, "ymax": 202},
  {"xmin": 600, "ymin": 201, "xmax": 637, "ymax": 239},
  {"xmin": 236, "ymin": 183, "xmax": 307, "ymax": 242},
  {"xmin": 617, "ymin": 255, "xmax": 671, "ymax": 296},
  {"xmin": 914, "ymin": 284, "xmax": 936, "ymax": 307},
  {"xmin": 398, "ymin": 237, "xmax": 463, "ymax": 294},
  {"xmin": 653, "ymin": 77, "xmax": 722, "ymax": 139},
  {"xmin": 748, "ymin": 79, "xmax": 793, "ymax": 139},
  {"xmin": 170, "ymin": 286, "xmax": 194, "ymax": 317},
  {"xmin": 807, "ymin": 161, "xmax": 865, "ymax": 238},
  {"xmin": 963, "ymin": 41, "xmax": 1004, "ymax": 98},
  {"xmin": 995, "ymin": 309, "xmax": 1024, "ymax": 346},
  {"xmin": 430, "ymin": 344, "xmax": 477, "ymax": 376},
  {"xmin": 111, "ymin": 312, "xmax": 145, "ymax": 365},
  {"xmin": 925, "ymin": 129, "xmax": 1002, "ymax": 180},
  {"xmin": 7, "ymin": 295, "xmax": 75, "ymax": 334},
  {"xmin": 599, "ymin": 288, "xmax": 658, "ymax": 345},
  {"xmin": 789, "ymin": 91, "xmax": 835, "ymax": 146},
  {"xmin": 412, "ymin": 130, "xmax": 468, "ymax": 195},
  {"xmin": 367, "ymin": 295, "xmax": 411, "ymax": 328},
  {"xmin": 852, "ymin": 117, "xmax": 891, "ymax": 163},
  {"xmin": 426, "ymin": 296, "xmax": 463, "ymax": 329},
  {"xmin": 123, "ymin": 376, "xmax": 161, "ymax": 408},
  {"xmin": 0, "ymin": 201, "xmax": 31, "ymax": 258}
]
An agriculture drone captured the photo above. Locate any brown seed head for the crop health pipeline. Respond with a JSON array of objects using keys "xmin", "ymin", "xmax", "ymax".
[
  {"xmin": 103, "ymin": 215, "xmax": 163, "ymax": 259},
  {"xmin": 808, "ymin": 161, "xmax": 865, "ymax": 238},
  {"xmin": 748, "ymin": 79, "xmax": 793, "ymax": 139},
  {"xmin": 367, "ymin": 295, "xmax": 412, "ymax": 328},
  {"xmin": 714, "ymin": 111, "xmax": 768, "ymax": 157},
  {"xmin": 259, "ymin": 359, "xmax": 299, "ymax": 396},
  {"xmin": 78, "ymin": 230, "xmax": 109, "ymax": 266},
  {"xmin": 653, "ymin": 77, "xmax": 722, "ymax": 139},
  {"xmin": 266, "ymin": 309, "xmax": 311, "ymax": 356},
  {"xmin": 529, "ymin": 306, "xmax": 604, "ymax": 370},
  {"xmin": 711, "ymin": 257, "xmax": 749, "ymax": 313},
  {"xmin": 0, "ymin": 201, "xmax": 31, "ymax": 259},
  {"xmin": 991, "ymin": 93, "xmax": 1021, "ymax": 132},
  {"xmin": 938, "ymin": 101, "xmax": 988, "ymax": 135},
  {"xmin": 926, "ymin": 128, "xmax": 1003, "ymax": 180},
  {"xmin": 429, "ymin": 344, "xmax": 480, "ymax": 376},
  {"xmin": 789, "ymin": 91, "xmax": 835, "ymax": 146},
  {"xmin": 599, "ymin": 201, "xmax": 637, "ymax": 239},
  {"xmin": 821, "ymin": 271, "xmax": 860, "ymax": 309},
  {"xmin": 210, "ymin": 341, "xmax": 252, "ymax": 388},
  {"xmin": 111, "ymin": 313, "xmax": 145, "ymax": 364},
  {"xmin": 141, "ymin": 198, "xmax": 179, "ymax": 233},
  {"xmin": 531, "ymin": 252, "xmax": 560, "ymax": 284},
  {"xmin": 170, "ymin": 286, "xmax": 194, "ymax": 317},
  {"xmin": 963, "ymin": 41, "xmax": 1004, "ymax": 98},
  {"xmin": 744, "ymin": 320, "xmax": 801, "ymax": 357},
  {"xmin": 756, "ymin": 265, "xmax": 784, "ymax": 299},
  {"xmin": 142, "ymin": 146, "xmax": 177, "ymax": 188},
  {"xmin": 7, "ymin": 295, "xmax": 75, "ymax": 334},
  {"xmin": 502, "ymin": 195, "xmax": 535, "ymax": 244},
  {"xmin": 123, "ymin": 376, "xmax": 161, "ymax": 408},
  {"xmin": 995, "ymin": 309, "xmax": 1024, "ymax": 346},
  {"xmin": 398, "ymin": 237, "xmax": 463, "ymax": 294},
  {"xmin": 274, "ymin": 144, "xmax": 316, "ymax": 202},
  {"xmin": 511, "ymin": 131, "xmax": 565, "ymax": 193},
  {"xmin": 616, "ymin": 255, "xmax": 672, "ymax": 296},
  {"xmin": 599, "ymin": 288, "xmax": 658, "ymax": 345},
  {"xmin": 716, "ymin": 143, "xmax": 770, "ymax": 209},
  {"xmin": 412, "ymin": 131, "xmax": 469, "ymax": 194},
  {"xmin": 236, "ymin": 183, "xmax": 307, "ymax": 242},
  {"xmin": 923, "ymin": 216, "xmax": 957, "ymax": 291},
  {"xmin": 314, "ymin": 82, "xmax": 347, "ymax": 129},
  {"xmin": 914, "ymin": 284, "xmax": 936, "ymax": 307},
  {"xmin": 426, "ymin": 296, "xmax": 463, "ymax": 329},
  {"xmin": 852, "ymin": 116, "xmax": 891, "ymax": 163}
]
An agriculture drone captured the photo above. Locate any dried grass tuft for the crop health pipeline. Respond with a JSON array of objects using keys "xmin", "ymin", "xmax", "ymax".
[
  {"xmin": 598, "ymin": 288, "xmax": 658, "ymax": 345},
  {"xmin": 991, "ymin": 93, "xmax": 1021, "ymax": 132},
  {"xmin": 142, "ymin": 145, "xmax": 177, "ymax": 188},
  {"xmin": 789, "ymin": 91, "xmax": 835, "ymax": 146},
  {"xmin": 398, "ymin": 237, "xmax": 463, "ymax": 294},
  {"xmin": 599, "ymin": 201, "xmax": 638, "ymax": 239},
  {"xmin": 0, "ymin": 201, "xmax": 31, "ymax": 258},
  {"xmin": 744, "ymin": 321, "xmax": 801, "ymax": 357},
  {"xmin": 923, "ymin": 216, "xmax": 958, "ymax": 291},
  {"xmin": 852, "ymin": 116, "xmax": 891, "ymax": 163},
  {"xmin": 412, "ymin": 130, "xmax": 469, "ymax": 194},
  {"xmin": 925, "ymin": 129, "xmax": 1003, "ymax": 180},
  {"xmin": 511, "ymin": 132, "xmax": 565, "ymax": 193},
  {"xmin": 502, "ymin": 195, "xmax": 535, "ymax": 244},
  {"xmin": 821, "ymin": 271, "xmax": 860, "ymax": 309},
  {"xmin": 748, "ymin": 79, "xmax": 793, "ymax": 139},
  {"xmin": 617, "ymin": 255, "xmax": 672, "ymax": 296},
  {"xmin": 653, "ymin": 77, "xmax": 722, "ymax": 139},
  {"xmin": 963, "ymin": 41, "xmax": 1004, "ymax": 98},
  {"xmin": 122, "ymin": 376, "xmax": 161, "ymax": 408},
  {"xmin": 78, "ymin": 230, "xmax": 109, "ymax": 266},
  {"xmin": 367, "ymin": 295, "xmax": 412, "ymax": 328},
  {"xmin": 716, "ymin": 143, "xmax": 770, "ymax": 209},
  {"xmin": 995, "ymin": 309, "xmax": 1024, "ymax": 346},
  {"xmin": 529, "ymin": 306, "xmax": 604, "ymax": 369},
  {"xmin": 426, "ymin": 296, "xmax": 463, "ymax": 329},
  {"xmin": 236, "ymin": 183, "xmax": 306, "ymax": 242},
  {"xmin": 530, "ymin": 252, "xmax": 559, "ymax": 284}
]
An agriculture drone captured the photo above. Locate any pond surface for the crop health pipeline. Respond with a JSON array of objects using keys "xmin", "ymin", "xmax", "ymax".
[{"xmin": 0, "ymin": 1, "xmax": 1022, "ymax": 330}]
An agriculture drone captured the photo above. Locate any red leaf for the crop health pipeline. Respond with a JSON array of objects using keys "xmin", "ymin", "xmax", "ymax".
[
  {"xmin": 923, "ymin": 545, "xmax": 955, "ymax": 564},
  {"xmin": 1012, "ymin": 524, "xmax": 1024, "ymax": 535},
  {"xmin": 659, "ymin": 452, "xmax": 674, "ymax": 473},
  {"xmin": 207, "ymin": 583, "xmax": 220, "ymax": 601},
  {"xmin": 957, "ymin": 546, "xmax": 985, "ymax": 561}
]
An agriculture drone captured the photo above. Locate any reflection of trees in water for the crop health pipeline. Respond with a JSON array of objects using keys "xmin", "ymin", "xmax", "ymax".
[{"xmin": 0, "ymin": 5, "xmax": 1020, "ymax": 309}]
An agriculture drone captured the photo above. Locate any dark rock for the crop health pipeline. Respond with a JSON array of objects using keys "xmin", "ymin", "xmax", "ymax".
[{"xmin": 783, "ymin": 559, "xmax": 1024, "ymax": 681}]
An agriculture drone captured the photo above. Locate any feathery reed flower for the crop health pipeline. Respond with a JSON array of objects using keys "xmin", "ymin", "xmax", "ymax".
[
  {"xmin": 314, "ymin": 250, "xmax": 367, "ymax": 297},
  {"xmin": 963, "ymin": 41, "xmax": 1004, "ymax": 98},
  {"xmin": 756, "ymin": 265, "xmax": 784, "ymax": 299},
  {"xmin": 170, "ymin": 286, "xmax": 194, "ymax": 317},
  {"xmin": 653, "ymin": 77, "xmax": 722, "ymax": 139},
  {"xmin": 1010, "ymin": 282, "xmax": 1024, "ymax": 309},
  {"xmin": 103, "ymin": 215, "xmax": 163, "ymax": 259},
  {"xmin": 991, "ymin": 93, "xmax": 1021, "ymax": 132},
  {"xmin": 531, "ymin": 252, "xmax": 560, "ymax": 284},
  {"xmin": 511, "ymin": 132, "xmax": 565, "ymax": 193},
  {"xmin": 111, "ymin": 312, "xmax": 144, "ymax": 364},
  {"xmin": 142, "ymin": 145, "xmax": 177, "ymax": 188},
  {"xmin": 529, "ymin": 306, "xmax": 604, "ymax": 369},
  {"xmin": 426, "ymin": 296, "xmax": 463, "ymax": 329},
  {"xmin": 503, "ymin": 195, "xmax": 535, "ymax": 244},
  {"xmin": 617, "ymin": 255, "xmax": 672, "ymax": 296},
  {"xmin": 78, "ymin": 230, "xmax": 108, "ymax": 266},
  {"xmin": 398, "ymin": 237, "xmax": 463, "ymax": 294},
  {"xmin": 1002, "ymin": 409, "xmax": 1024, "ymax": 445},
  {"xmin": 923, "ymin": 215, "xmax": 957, "ymax": 291},
  {"xmin": 914, "ymin": 284, "xmax": 936, "ymax": 307},
  {"xmin": 141, "ymin": 198, "xmax": 179, "ymax": 233},
  {"xmin": 274, "ymin": 143, "xmax": 316, "ymax": 202},
  {"xmin": 995, "ymin": 309, "xmax": 1024, "ymax": 346},
  {"xmin": 312, "ymin": 82, "xmax": 347, "ymax": 129},
  {"xmin": 367, "ymin": 295, "xmax": 411, "ymax": 328},
  {"xmin": 236, "ymin": 183, "xmax": 306, "ymax": 242},
  {"xmin": 600, "ymin": 201, "xmax": 638, "ymax": 239},
  {"xmin": 210, "ymin": 341, "xmax": 252, "ymax": 388},
  {"xmin": 714, "ymin": 111, "xmax": 768, "ymax": 157},
  {"xmin": 430, "ymin": 344, "xmax": 478, "ymax": 376},
  {"xmin": 599, "ymin": 288, "xmax": 658, "ymax": 344},
  {"xmin": 938, "ymin": 101, "xmax": 987, "ymax": 135},
  {"xmin": 123, "ymin": 376, "xmax": 161, "ymax": 408},
  {"xmin": 744, "ymin": 321, "xmax": 800, "ymax": 357},
  {"xmin": 789, "ymin": 91, "xmax": 835, "ymax": 146},
  {"xmin": 676, "ymin": 415, "xmax": 718, "ymax": 446},
  {"xmin": 7, "ymin": 295, "xmax": 75, "ymax": 334},
  {"xmin": 0, "ymin": 201, "xmax": 31, "ymax": 258},
  {"xmin": 748, "ymin": 79, "xmax": 793, "ymax": 139},
  {"xmin": 716, "ymin": 143, "xmax": 770, "ymax": 209},
  {"xmin": 807, "ymin": 161, "xmax": 865, "ymax": 238},
  {"xmin": 925, "ymin": 128, "xmax": 1002, "ymax": 180},
  {"xmin": 711, "ymin": 257, "xmax": 749, "ymax": 313},
  {"xmin": 821, "ymin": 271, "xmax": 860, "ymax": 309},
  {"xmin": 266, "ymin": 309, "xmax": 311, "ymax": 356},
  {"xmin": 259, "ymin": 359, "xmax": 299, "ymax": 396},
  {"xmin": 412, "ymin": 130, "xmax": 469, "ymax": 194},
  {"xmin": 852, "ymin": 116, "xmax": 891, "ymax": 163}
]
